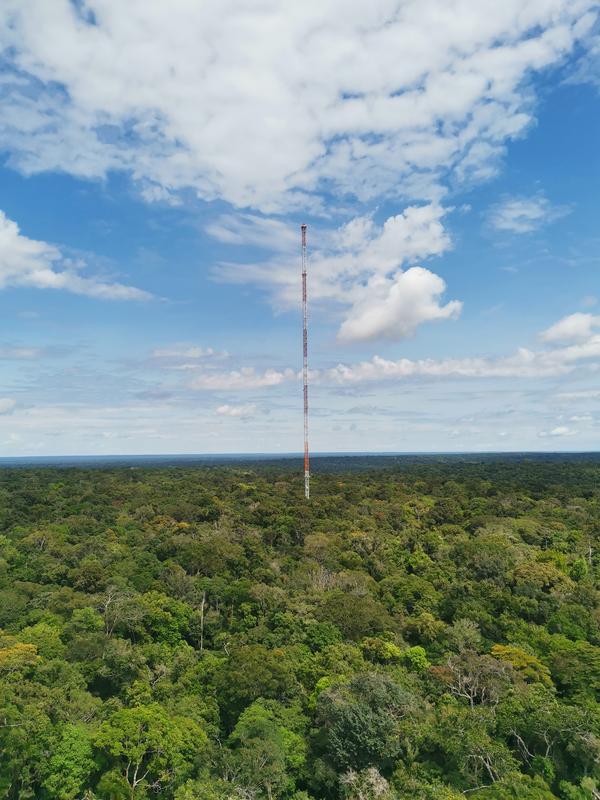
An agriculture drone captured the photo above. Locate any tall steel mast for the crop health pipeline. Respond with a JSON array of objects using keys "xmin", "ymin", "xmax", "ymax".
[{"xmin": 301, "ymin": 224, "xmax": 310, "ymax": 500}]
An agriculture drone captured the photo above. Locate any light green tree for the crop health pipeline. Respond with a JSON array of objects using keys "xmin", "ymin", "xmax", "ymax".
[
  {"xmin": 95, "ymin": 703, "xmax": 206, "ymax": 799},
  {"xmin": 42, "ymin": 724, "xmax": 95, "ymax": 800}
]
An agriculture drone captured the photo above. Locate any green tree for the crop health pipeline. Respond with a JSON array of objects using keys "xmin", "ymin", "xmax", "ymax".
[
  {"xmin": 216, "ymin": 645, "xmax": 298, "ymax": 725},
  {"xmin": 95, "ymin": 704, "xmax": 206, "ymax": 799},
  {"xmin": 471, "ymin": 773, "xmax": 557, "ymax": 798},
  {"xmin": 316, "ymin": 672, "xmax": 419, "ymax": 772},
  {"xmin": 491, "ymin": 645, "xmax": 552, "ymax": 686},
  {"xmin": 42, "ymin": 724, "xmax": 95, "ymax": 800},
  {"xmin": 228, "ymin": 699, "xmax": 307, "ymax": 798}
]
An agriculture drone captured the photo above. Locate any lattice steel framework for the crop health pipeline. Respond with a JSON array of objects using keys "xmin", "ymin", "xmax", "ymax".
[{"xmin": 301, "ymin": 224, "xmax": 310, "ymax": 500}]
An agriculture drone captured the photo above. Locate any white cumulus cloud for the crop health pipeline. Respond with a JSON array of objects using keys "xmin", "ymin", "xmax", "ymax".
[
  {"xmin": 0, "ymin": 210, "xmax": 151, "ymax": 299},
  {"xmin": 338, "ymin": 267, "xmax": 461, "ymax": 343},
  {"xmin": 541, "ymin": 312, "xmax": 600, "ymax": 342},
  {"xmin": 216, "ymin": 203, "xmax": 460, "ymax": 342}
]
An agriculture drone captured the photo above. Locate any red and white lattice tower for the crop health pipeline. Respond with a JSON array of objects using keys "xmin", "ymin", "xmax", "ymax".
[{"xmin": 301, "ymin": 224, "xmax": 310, "ymax": 500}]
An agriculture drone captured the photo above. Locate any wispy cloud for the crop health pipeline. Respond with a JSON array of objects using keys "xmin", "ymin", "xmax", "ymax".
[
  {"xmin": 556, "ymin": 389, "xmax": 600, "ymax": 400},
  {"xmin": 150, "ymin": 344, "xmax": 229, "ymax": 368},
  {"xmin": 0, "ymin": 210, "xmax": 151, "ymax": 300},
  {"xmin": 0, "ymin": 345, "xmax": 42, "ymax": 359},
  {"xmin": 0, "ymin": 398, "xmax": 16, "ymax": 414},
  {"xmin": 216, "ymin": 403, "xmax": 257, "ymax": 418},
  {"xmin": 488, "ymin": 193, "xmax": 571, "ymax": 234},
  {"xmin": 191, "ymin": 367, "xmax": 296, "ymax": 391},
  {"xmin": 539, "ymin": 425, "xmax": 578, "ymax": 437},
  {"xmin": 206, "ymin": 215, "xmax": 297, "ymax": 251},
  {"xmin": 565, "ymin": 29, "xmax": 600, "ymax": 90},
  {"xmin": 151, "ymin": 346, "xmax": 219, "ymax": 359}
]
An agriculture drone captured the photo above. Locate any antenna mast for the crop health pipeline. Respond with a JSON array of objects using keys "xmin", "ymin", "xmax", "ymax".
[{"xmin": 301, "ymin": 224, "xmax": 310, "ymax": 500}]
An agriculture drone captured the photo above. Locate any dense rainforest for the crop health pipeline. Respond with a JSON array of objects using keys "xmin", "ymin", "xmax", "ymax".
[{"xmin": 1, "ymin": 456, "xmax": 600, "ymax": 800}]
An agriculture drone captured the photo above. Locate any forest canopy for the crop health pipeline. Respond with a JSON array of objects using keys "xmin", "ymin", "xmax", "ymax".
[{"xmin": 1, "ymin": 456, "xmax": 599, "ymax": 799}]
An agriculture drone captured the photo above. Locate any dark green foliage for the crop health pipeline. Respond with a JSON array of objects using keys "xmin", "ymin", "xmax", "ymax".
[
  {"xmin": 315, "ymin": 672, "xmax": 419, "ymax": 771},
  {"xmin": 216, "ymin": 645, "xmax": 298, "ymax": 725},
  {"xmin": 0, "ymin": 457, "xmax": 600, "ymax": 799}
]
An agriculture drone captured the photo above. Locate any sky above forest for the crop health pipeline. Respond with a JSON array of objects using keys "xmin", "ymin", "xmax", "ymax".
[{"xmin": 1, "ymin": 0, "xmax": 600, "ymax": 455}]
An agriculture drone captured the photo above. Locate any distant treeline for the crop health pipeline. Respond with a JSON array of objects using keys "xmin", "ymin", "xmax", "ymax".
[{"xmin": 2, "ymin": 450, "xmax": 600, "ymax": 471}]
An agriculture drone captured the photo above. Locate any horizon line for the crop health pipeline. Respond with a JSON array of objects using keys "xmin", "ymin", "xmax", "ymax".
[{"xmin": 1, "ymin": 449, "xmax": 600, "ymax": 462}]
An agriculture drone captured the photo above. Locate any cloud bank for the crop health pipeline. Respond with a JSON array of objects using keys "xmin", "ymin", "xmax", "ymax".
[
  {"xmin": 2, "ymin": 1, "xmax": 598, "ymax": 348},
  {"xmin": 0, "ymin": 1, "xmax": 596, "ymax": 211},
  {"xmin": 187, "ymin": 313, "xmax": 600, "ymax": 390}
]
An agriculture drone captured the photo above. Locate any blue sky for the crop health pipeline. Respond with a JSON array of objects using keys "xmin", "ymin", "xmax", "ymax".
[{"xmin": 1, "ymin": 0, "xmax": 600, "ymax": 455}]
